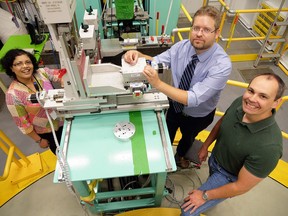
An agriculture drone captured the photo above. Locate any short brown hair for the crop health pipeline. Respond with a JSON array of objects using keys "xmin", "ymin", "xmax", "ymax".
[{"xmin": 192, "ymin": 6, "xmax": 222, "ymax": 30}]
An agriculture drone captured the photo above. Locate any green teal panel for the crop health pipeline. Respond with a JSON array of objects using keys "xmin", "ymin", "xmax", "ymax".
[
  {"xmin": 141, "ymin": 111, "xmax": 176, "ymax": 173},
  {"xmin": 148, "ymin": 0, "xmax": 181, "ymax": 36},
  {"xmin": 54, "ymin": 110, "xmax": 176, "ymax": 182},
  {"xmin": 115, "ymin": 0, "xmax": 134, "ymax": 20},
  {"xmin": 129, "ymin": 111, "xmax": 149, "ymax": 174}
]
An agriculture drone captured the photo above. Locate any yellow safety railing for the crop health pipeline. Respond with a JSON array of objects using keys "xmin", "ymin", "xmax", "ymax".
[
  {"xmin": 0, "ymin": 130, "xmax": 46, "ymax": 186},
  {"xmin": 172, "ymin": 0, "xmax": 288, "ymax": 74},
  {"xmin": 0, "ymin": 130, "xmax": 31, "ymax": 181},
  {"xmin": 217, "ymin": 0, "xmax": 288, "ymax": 47}
]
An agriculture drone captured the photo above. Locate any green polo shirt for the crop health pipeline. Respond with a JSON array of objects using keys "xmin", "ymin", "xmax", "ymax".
[{"xmin": 213, "ymin": 96, "xmax": 283, "ymax": 178}]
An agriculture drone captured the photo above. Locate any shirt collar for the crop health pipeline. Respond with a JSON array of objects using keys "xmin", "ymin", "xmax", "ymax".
[
  {"xmin": 236, "ymin": 105, "xmax": 277, "ymax": 133},
  {"xmin": 193, "ymin": 43, "xmax": 217, "ymax": 63}
]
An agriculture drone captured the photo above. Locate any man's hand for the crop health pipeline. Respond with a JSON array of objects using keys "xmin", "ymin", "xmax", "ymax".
[
  {"xmin": 198, "ymin": 145, "xmax": 209, "ymax": 163},
  {"xmin": 123, "ymin": 50, "xmax": 139, "ymax": 65},
  {"xmin": 181, "ymin": 190, "xmax": 206, "ymax": 214},
  {"xmin": 143, "ymin": 65, "xmax": 161, "ymax": 89}
]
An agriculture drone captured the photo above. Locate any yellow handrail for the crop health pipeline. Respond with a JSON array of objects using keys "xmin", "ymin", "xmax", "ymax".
[
  {"xmin": 217, "ymin": 9, "xmax": 227, "ymax": 43},
  {"xmin": 180, "ymin": 3, "xmax": 192, "ymax": 23},
  {"xmin": 173, "ymin": 0, "xmax": 288, "ymax": 67},
  {"xmin": 226, "ymin": 12, "xmax": 240, "ymax": 49},
  {"xmin": 0, "ymin": 130, "xmax": 30, "ymax": 165},
  {"xmin": 0, "ymin": 138, "xmax": 22, "ymax": 167},
  {"xmin": 220, "ymin": 35, "xmax": 282, "ymax": 42},
  {"xmin": 0, "ymin": 130, "xmax": 33, "ymax": 182},
  {"xmin": 216, "ymin": 0, "xmax": 288, "ymax": 63},
  {"xmin": 218, "ymin": 0, "xmax": 288, "ymax": 13},
  {"xmin": 227, "ymin": 79, "xmax": 248, "ymax": 88},
  {"xmin": 0, "ymin": 146, "xmax": 15, "ymax": 181}
]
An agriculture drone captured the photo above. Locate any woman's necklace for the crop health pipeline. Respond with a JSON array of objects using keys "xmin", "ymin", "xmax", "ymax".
[{"xmin": 17, "ymin": 74, "xmax": 43, "ymax": 93}]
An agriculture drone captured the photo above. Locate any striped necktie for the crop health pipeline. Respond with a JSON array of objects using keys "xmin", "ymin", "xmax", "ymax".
[{"xmin": 173, "ymin": 54, "xmax": 199, "ymax": 113}]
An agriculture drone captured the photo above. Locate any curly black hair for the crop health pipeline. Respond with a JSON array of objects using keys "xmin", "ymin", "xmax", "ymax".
[{"xmin": 1, "ymin": 49, "xmax": 39, "ymax": 79}]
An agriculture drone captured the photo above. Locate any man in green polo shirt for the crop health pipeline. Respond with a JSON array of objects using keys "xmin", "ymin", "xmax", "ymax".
[{"xmin": 181, "ymin": 72, "xmax": 286, "ymax": 216}]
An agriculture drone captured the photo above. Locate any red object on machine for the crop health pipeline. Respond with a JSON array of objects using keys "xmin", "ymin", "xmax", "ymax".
[{"xmin": 58, "ymin": 68, "xmax": 67, "ymax": 78}]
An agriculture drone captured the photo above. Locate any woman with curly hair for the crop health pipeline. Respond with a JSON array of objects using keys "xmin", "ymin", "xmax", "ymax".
[{"xmin": 1, "ymin": 49, "xmax": 63, "ymax": 154}]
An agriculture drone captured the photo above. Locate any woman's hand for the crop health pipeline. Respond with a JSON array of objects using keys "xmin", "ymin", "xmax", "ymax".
[
  {"xmin": 38, "ymin": 138, "xmax": 49, "ymax": 148},
  {"xmin": 57, "ymin": 68, "xmax": 66, "ymax": 87},
  {"xmin": 60, "ymin": 78, "xmax": 64, "ymax": 88}
]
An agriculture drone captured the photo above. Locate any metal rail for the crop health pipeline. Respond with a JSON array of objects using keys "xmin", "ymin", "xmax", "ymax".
[
  {"xmin": 172, "ymin": 0, "xmax": 288, "ymax": 69},
  {"xmin": 156, "ymin": 111, "xmax": 173, "ymax": 171}
]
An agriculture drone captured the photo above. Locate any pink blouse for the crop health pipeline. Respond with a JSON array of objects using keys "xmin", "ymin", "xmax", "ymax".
[{"xmin": 6, "ymin": 67, "xmax": 63, "ymax": 135}]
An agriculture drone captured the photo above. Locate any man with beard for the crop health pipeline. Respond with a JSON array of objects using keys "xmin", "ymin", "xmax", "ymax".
[
  {"xmin": 124, "ymin": 6, "xmax": 232, "ymax": 168},
  {"xmin": 181, "ymin": 73, "xmax": 285, "ymax": 215}
]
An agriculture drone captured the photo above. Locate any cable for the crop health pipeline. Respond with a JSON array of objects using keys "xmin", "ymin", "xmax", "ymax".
[
  {"xmin": 34, "ymin": 92, "xmax": 89, "ymax": 215},
  {"xmin": 44, "ymin": 107, "xmax": 90, "ymax": 215},
  {"xmin": 122, "ymin": 180, "xmax": 138, "ymax": 190},
  {"xmin": 164, "ymin": 167, "xmax": 204, "ymax": 208},
  {"xmin": 191, "ymin": 167, "xmax": 203, "ymax": 185},
  {"xmin": 164, "ymin": 175, "xmax": 184, "ymax": 206},
  {"xmin": 140, "ymin": 174, "xmax": 151, "ymax": 188},
  {"xmin": 163, "ymin": 0, "xmax": 173, "ymax": 35},
  {"xmin": 49, "ymin": 37, "xmax": 60, "ymax": 68},
  {"xmin": 182, "ymin": 171, "xmax": 196, "ymax": 189}
]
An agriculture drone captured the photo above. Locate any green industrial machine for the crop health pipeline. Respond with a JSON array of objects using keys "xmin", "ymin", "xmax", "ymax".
[
  {"xmin": 115, "ymin": 0, "xmax": 134, "ymax": 20},
  {"xmin": 75, "ymin": 0, "xmax": 182, "ymax": 38}
]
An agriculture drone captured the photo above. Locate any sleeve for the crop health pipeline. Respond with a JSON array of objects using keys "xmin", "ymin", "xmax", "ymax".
[
  {"xmin": 41, "ymin": 67, "xmax": 62, "ymax": 83},
  {"xmin": 153, "ymin": 47, "xmax": 172, "ymax": 68},
  {"xmin": 244, "ymin": 145, "xmax": 282, "ymax": 178},
  {"xmin": 6, "ymin": 91, "xmax": 34, "ymax": 135}
]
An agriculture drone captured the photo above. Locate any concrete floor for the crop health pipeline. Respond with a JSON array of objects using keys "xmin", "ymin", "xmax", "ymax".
[{"xmin": 1, "ymin": 15, "xmax": 288, "ymax": 216}]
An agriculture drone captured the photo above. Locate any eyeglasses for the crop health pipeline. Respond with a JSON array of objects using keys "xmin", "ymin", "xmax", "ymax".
[
  {"xmin": 191, "ymin": 26, "xmax": 217, "ymax": 34},
  {"xmin": 13, "ymin": 60, "xmax": 33, "ymax": 67}
]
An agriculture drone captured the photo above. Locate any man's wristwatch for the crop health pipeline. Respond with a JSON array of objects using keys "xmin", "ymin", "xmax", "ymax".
[{"xmin": 202, "ymin": 190, "xmax": 209, "ymax": 201}]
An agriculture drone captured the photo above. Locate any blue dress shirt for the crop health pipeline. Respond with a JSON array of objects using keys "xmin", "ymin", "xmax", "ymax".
[{"xmin": 154, "ymin": 39, "xmax": 232, "ymax": 117}]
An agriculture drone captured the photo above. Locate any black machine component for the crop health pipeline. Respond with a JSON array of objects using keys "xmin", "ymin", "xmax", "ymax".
[
  {"xmin": 25, "ymin": 16, "xmax": 45, "ymax": 45},
  {"xmin": 103, "ymin": 2, "xmax": 149, "ymax": 39},
  {"xmin": 86, "ymin": 5, "xmax": 93, "ymax": 15},
  {"xmin": 81, "ymin": 23, "xmax": 89, "ymax": 32}
]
